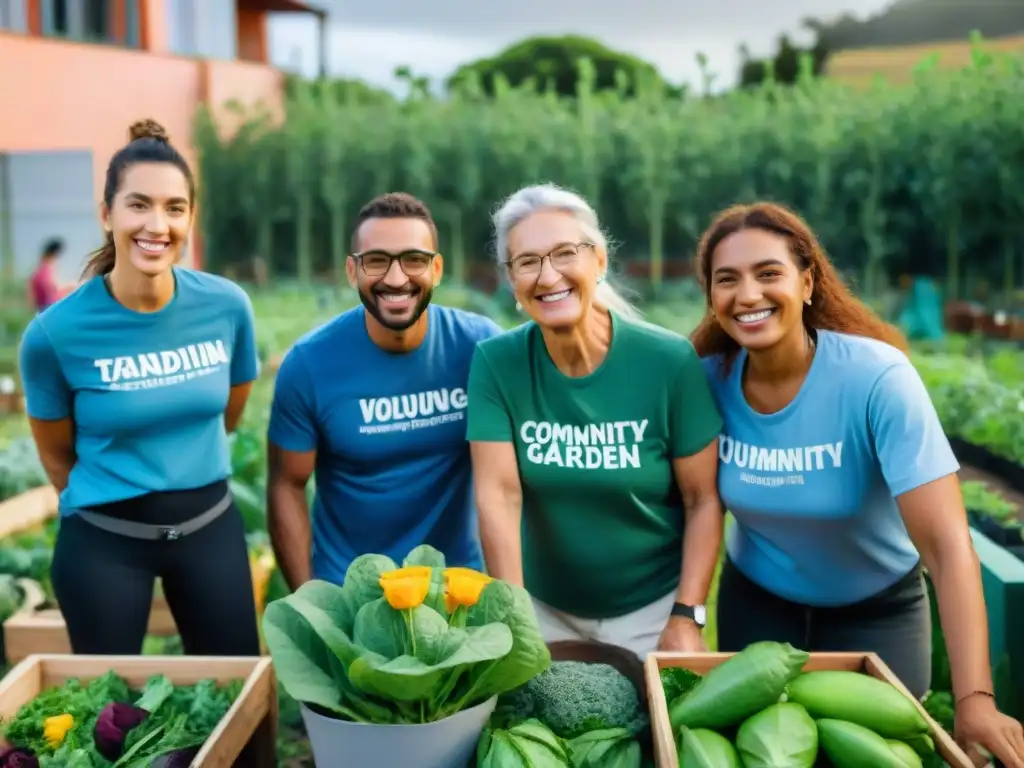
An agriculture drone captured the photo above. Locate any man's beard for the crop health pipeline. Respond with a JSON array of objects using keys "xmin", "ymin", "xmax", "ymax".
[{"xmin": 359, "ymin": 284, "xmax": 433, "ymax": 332}]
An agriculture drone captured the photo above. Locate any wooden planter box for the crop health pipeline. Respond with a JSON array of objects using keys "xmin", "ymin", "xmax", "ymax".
[
  {"xmin": 3, "ymin": 596, "xmax": 176, "ymax": 663},
  {"xmin": 644, "ymin": 651, "xmax": 973, "ymax": 768},
  {"xmin": 0, "ymin": 485, "xmax": 59, "ymax": 539},
  {"xmin": 0, "ymin": 654, "xmax": 276, "ymax": 768},
  {"xmin": 0, "ymin": 392, "xmax": 24, "ymax": 416}
]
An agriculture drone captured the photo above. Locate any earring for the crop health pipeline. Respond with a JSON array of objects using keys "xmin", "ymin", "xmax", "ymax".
[
  {"xmin": 515, "ymin": 302, "xmax": 522, "ymax": 312},
  {"xmin": 597, "ymin": 273, "xmax": 607, "ymax": 285},
  {"xmin": 805, "ymin": 297, "xmax": 812, "ymax": 306}
]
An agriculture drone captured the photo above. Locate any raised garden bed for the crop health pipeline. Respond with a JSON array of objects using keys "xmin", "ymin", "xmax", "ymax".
[
  {"xmin": 0, "ymin": 653, "xmax": 277, "ymax": 767},
  {"xmin": 951, "ymin": 437, "xmax": 1024, "ymax": 495},
  {"xmin": 645, "ymin": 649, "xmax": 972, "ymax": 768},
  {"xmin": 0, "ymin": 392, "xmax": 23, "ymax": 417},
  {"xmin": 3, "ymin": 597, "xmax": 177, "ymax": 663},
  {"xmin": 0, "ymin": 485, "xmax": 57, "ymax": 540},
  {"xmin": 961, "ymin": 478, "xmax": 1024, "ymax": 562}
]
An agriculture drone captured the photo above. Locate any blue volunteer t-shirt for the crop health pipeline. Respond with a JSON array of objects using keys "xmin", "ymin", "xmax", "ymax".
[
  {"xmin": 267, "ymin": 304, "xmax": 502, "ymax": 583},
  {"xmin": 703, "ymin": 330, "xmax": 959, "ymax": 607},
  {"xmin": 18, "ymin": 269, "xmax": 260, "ymax": 512}
]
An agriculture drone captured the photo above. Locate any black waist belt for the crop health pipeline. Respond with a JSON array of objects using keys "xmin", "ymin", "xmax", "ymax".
[{"xmin": 74, "ymin": 490, "xmax": 233, "ymax": 541}]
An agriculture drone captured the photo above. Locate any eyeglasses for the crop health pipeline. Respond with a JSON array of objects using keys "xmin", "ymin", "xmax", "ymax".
[
  {"xmin": 353, "ymin": 250, "xmax": 437, "ymax": 277},
  {"xmin": 506, "ymin": 242, "xmax": 594, "ymax": 278}
]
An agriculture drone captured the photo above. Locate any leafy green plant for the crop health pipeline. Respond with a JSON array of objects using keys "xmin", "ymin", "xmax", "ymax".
[
  {"xmin": 961, "ymin": 480, "xmax": 1020, "ymax": 524},
  {"xmin": 195, "ymin": 36, "xmax": 1024, "ymax": 303},
  {"xmin": 262, "ymin": 545, "xmax": 551, "ymax": 724}
]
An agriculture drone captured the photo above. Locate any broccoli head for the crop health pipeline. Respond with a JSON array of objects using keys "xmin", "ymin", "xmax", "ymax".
[{"xmin": 516, "ymin": 660, "xmax": 649, "ymax": 740}]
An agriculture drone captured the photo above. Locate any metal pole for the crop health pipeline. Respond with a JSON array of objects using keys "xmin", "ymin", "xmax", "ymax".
[{"xmin": 317, "ymin": 11, "xmax": 327, "ymax": 78}]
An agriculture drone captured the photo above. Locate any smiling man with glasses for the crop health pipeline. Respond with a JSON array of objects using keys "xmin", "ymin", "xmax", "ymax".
[{"xmin": 266, "ymin": 192, "xmax": 503, "ymax": 590}]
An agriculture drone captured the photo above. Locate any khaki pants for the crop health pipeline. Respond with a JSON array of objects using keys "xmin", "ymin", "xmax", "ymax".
[{"xmin": 531, "ymin": 590, "xmax": 677, "ymax": 661}]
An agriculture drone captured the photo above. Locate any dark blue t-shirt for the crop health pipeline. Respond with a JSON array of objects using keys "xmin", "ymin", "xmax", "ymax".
[
  {"xmin": 18, "ymin": 269, "xmax": 260, "ymax": 512},
  {"xmin": 267, "ymin": 304, "xmax": 502, "ymax": 582}
]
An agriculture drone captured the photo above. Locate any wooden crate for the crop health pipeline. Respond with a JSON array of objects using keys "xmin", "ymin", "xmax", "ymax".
[
  {"xmin": 0, "ymin": 654, "xmax": 276, "ymax": 768},
  {"xmin": 0, "ymin": 485, "xmax": 58, "ymax": 539},
  {"xmin": 645, "ymin": 651, "xmax": 973, "ymax": 768},
  {"xmin": 4, "ymin": 596, "xmax": 177, "ymax": 663}
]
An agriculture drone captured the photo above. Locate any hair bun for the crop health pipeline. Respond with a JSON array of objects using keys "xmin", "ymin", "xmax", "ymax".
[{"xmin": 128, "ymin": 119, "xmax": 169, "ymax": 144}]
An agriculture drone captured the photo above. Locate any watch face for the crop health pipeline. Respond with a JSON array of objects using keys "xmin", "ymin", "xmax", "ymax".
[{"xmin": 694, "ymin": 605, "xmax": 707, "ymax": 626}]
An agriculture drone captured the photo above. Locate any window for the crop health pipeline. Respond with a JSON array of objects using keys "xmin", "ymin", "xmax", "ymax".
[
  {"xmin": 125, "ymin": 0, "xmax": 140, "ymax": 47},
  {"xmin": 43, "ymin": 0, "xmax": 70, "ymax": 36},
  {"xmin": 0, "ymin": 0, "xmax": 29, "ymax": 32},
  {"xmin": 83, "ymin": 0, "xmax": 110, "ymax": 41},
  {"xmin": 43, "ymin": 0, "xmax": 120, "ymax": 44}
]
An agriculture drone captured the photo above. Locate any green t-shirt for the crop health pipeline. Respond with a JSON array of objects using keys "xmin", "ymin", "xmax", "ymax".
[{"xmin": 466, "ymin": 311, "xmax": 723, "ymax": 619}]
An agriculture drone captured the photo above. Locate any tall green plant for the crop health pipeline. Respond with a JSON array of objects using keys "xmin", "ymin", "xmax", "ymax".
[{"xmin": 195, "ymin": 38, "xmax": 1024, "ymax": 301}]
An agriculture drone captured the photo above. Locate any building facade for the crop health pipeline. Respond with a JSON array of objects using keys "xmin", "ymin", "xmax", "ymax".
[{"xmin": 0, "ymin": 0, "xmax": 323, "ymax": 279}]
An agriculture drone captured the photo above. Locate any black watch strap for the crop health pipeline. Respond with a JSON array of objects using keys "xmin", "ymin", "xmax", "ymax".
[{"xmin": 671, "ymin": 602, "xmax": 706, "ymax": 627}]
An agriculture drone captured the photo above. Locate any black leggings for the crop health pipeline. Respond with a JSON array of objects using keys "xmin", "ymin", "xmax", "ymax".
[
  {"xmin": 716, "ymin": 558, "xmax": 932, "ymax": 700},
  {"xmin": 51, "ymin": 480, "xmax": 260, "ymax": 656}
]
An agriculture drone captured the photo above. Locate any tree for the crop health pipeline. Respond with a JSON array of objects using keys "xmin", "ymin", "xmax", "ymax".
[
  {"xmin": 445, "ymin": 35, "xmax": 679, "ymax": 98},
  {"xmin": 738, "ymin": 33, "xmax": 829, "ymax": 87},
  {"xmin": 807, "ymin": 0, "xmax": 1024, "ymax": 52},
  {"xmin": 284, "ymin": 74, "xmax": 395, "ymax": 105}
]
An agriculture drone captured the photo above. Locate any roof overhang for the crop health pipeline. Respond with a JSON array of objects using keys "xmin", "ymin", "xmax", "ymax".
[{"xmin": 239, "ymin": 0, "xmax": 326, "ymax": 16}]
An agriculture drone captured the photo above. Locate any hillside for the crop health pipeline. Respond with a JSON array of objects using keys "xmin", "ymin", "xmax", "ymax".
[{"xmin": 812, "ymin": 0, "xmax": 1024, "ymax": 51}]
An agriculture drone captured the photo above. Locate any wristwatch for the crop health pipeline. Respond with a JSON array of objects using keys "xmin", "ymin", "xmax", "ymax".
[{"xmin": 671, "ymin": 602, "xmax": 707, "ymax": 628}]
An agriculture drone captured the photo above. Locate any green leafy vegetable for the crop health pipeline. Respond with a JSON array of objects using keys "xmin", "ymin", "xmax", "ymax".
[
  {"xmin": 566, "ymin": 727, "xmax": 642, "ymax": 767},
  {"xmin": 1, "ymin": 672, "xmax": 242, "ymax": 766},
  {"xmin": 660, "ymin": 667, "xmax": 701, "ymax": 706},
  {"xmin": 262, "ymin": 545, "xmax": 551, "ymax": 724},
  {"xmin": 734, "ymin": 702, "xmax": 817, "ymax": 768},
  {"xmin": 477, "ymin": 719, "xmax": 572, "ymax": 767},
  {"xmin": 498, "ymin": 660, "xmax": 649, "ymax": 740}
]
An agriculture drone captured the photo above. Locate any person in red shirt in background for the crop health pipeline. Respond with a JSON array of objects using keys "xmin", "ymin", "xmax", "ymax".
[{"xmin": 27, "ymin": 238, "xmax": 67, "ymax": 312}]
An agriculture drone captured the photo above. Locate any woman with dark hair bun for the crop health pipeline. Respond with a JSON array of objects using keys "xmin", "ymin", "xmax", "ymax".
[
  {"xmin": 17, "ymin": 119, "xmax": 262, "ymax": 657},
  {"xmin": 692, "ymin": 202, "xmax": 1024, "ymax": 767}
]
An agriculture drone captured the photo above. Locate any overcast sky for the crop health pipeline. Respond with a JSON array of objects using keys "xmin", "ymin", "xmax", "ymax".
[{"xmin": 267, "ymin": 0, "xmax": 894, "ymax": 91}]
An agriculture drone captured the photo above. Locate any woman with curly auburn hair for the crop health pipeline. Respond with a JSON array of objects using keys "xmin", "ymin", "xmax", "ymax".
[{"xmin": 691, "ymin": 202, "xmax": 1024, "ymax": 767}]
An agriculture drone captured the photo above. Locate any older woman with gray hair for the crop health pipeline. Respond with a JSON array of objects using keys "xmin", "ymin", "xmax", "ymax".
[{"xmin": 466, "ymin": 183, "xmax": 724, "ymax": 659}]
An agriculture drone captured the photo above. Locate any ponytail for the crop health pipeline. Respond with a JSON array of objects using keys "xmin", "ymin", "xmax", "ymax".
[{"xmin": 81, "ymin": 232, "xmax": 116, "ymax": 279}]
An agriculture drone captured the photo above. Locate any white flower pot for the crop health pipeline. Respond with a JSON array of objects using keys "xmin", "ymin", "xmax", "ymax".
[{"xmin": 300, "ymin": 696, "xmax": 498, "ymax": 768}]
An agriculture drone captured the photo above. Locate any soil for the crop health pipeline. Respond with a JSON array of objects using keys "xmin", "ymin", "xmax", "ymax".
[{"xmin": 958, "ymin": 464, "xmax": 1024, "ymax": 524}]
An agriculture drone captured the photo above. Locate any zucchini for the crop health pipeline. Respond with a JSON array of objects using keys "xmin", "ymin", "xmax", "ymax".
[
  {"xmin": 887, "ymin": 739, "xmax": 925, "ymax": 768},
  {"xmin": 786, "ymin": 671, "xmax": 929, "ymax": 738},
  {"xmin": 902, "ymin": 732, "xmax": 936, "ymax": 758},
  {"xmin": 677, "ymin": 727, "xmax": 741, "ymax": 767},
  {"xmin": 735, "ymin": 702, "xmax": 817, "ymax": 768},
  {"xmin": 668, "ymin": 642, "xmax": 809, "ymax": 730},
  {"xmin": 817, "ymin": 719, "xmax": 910, "ymax": 768}
]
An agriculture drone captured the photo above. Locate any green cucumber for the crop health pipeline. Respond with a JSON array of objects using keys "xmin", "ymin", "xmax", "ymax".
[
  {"xmin": 786, "ymin": 670, "xmax": 929, "ymax": 738},
  {"xmin": 817, "ymin": 719, "xmax": 911, "ymax": 768},
  {"xmin": 668, "ymin": 641, "xmax": 809, "ymax": 730}
]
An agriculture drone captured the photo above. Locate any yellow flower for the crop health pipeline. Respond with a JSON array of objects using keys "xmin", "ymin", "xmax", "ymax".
[
  {"xmin": 379, "ymin": 566, "xmax": 432, "ymax": 610},
  {"xmin": 444, "ymin": 567, "xmax": 492, "ymax": 611},
  {"xmin": 43, "ymin": 713, "xmax": 74, "ymax": 747}
]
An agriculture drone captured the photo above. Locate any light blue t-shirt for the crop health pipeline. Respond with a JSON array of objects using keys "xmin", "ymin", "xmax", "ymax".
[
  {"xmin": 18, "ymin": 269, "xmax": 260, "ymax": 512},
  {"xmin": 703, "ymin": 330, "xmax": 959, "ymax": 607},
  {"xmin": 267, "ymin": 304, "xmax": 502, "ymax": 583}
]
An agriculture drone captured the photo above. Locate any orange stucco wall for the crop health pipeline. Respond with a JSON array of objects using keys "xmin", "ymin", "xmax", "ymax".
[{"xmin": 0, "ymin": 30, "xmax": 285, "ymax": 266}]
